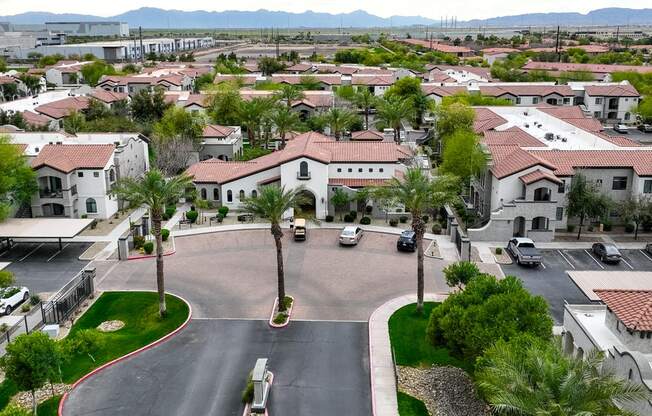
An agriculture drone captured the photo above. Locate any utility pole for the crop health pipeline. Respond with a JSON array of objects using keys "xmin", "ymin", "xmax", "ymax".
[
  {"xmin": 139, "ymin": 26, "xmax": 144, "ymax": 64},
  {"xmin": 555, "ymin": 25, "xmax": 561, "ymax": 63},
  {"xmin": 275, "ymin": 28, "xmax": 280, "ymax": 59}
]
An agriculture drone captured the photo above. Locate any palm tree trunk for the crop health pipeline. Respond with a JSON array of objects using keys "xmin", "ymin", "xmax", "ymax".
[
  {"xmin": 635, "ymin": 222, "xmax": 639, "ymax": 240},
  {"xmin": 394, "ymin": 127, "xmax": 400, "ymax": 144},
  {"xmin": 247, "ymin": 128, "xmax": 255, "ymax": 148},
  {"xmin": 364, "ymin": 110, "xmax": 369, "ymax": 130},
  {"xmin": 153, "ymin": 216, "xmax": 167, "ymax": 317},
  {"xmin": 413, "ymin": 214, "xmax": 425, "ymax": 314},
  {"xmin": 271, "ymin": 223, "xmax": 286, "ymax": 312},
  {"xmin": 31, "ymin": 390, "xmax": 37, "ymax": 415},
  {"xmin": 280, "ymin": 132, "xmax": 286, "ymax": 149},
  {"xmin": 577, "ymin": 214, "xmax": 584, "ymax": 240}
]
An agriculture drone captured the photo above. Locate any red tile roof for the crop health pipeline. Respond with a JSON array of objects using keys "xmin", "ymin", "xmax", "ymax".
[
  {"xmin": 31, "ymin": 144, "xmax": 115, "ymax": 173},
  {"xmin": 351, "ymin": 74, "xmax": 395, "ymax": 86},
  {"xmin": 0, "ymin": 76, "xmax": 17, "ymax": 85},
  {"xmin": 584, "ymin": 84, "xmax": 640, "ymax": 97},
  {"xmin": 90, "ymin": 89, "xmax": 128, "ymax": 104},
  {"xmin": 421, "ymin": 85, "xmax": 466, "ymax": 97},
  {"xmin": 473, "ymin": 108, "xmax": 508, "ymax": 133},
  {"xmin": 482, "ymin": 127, "xmax": 546, "ymax": 147},
  {"xmin": 538, "ymin": 106, "xmax": 603, "ymax": 133},
  {"xmin": 595, "ymin": 290, "xmax": 652, "ymax": 331},
  {"xmin": 34, "ymin": 96, "xmax": 91, "ymax": 120},
  {"xmin": 478, "ymin": 84, "xmax": 574, "ymax": 97},
  {"xmin": 203, "ymin": 125, "xmax": 235, "ymax": 138},
  {"xmin": 428, "ymin": 70, "xmax": 457, "ymax": 83},
  {"xmin": 595, "ymin": 132, "xmax": 643, "ymax": 147},
  {"xmin": 487, "ymin": 145, "xmax": 556, "ymax": 179},
  {"xmin": 529, "ymin": 149, "xmax": 652, "ymax": 176},
  {"xmin": 519, "ymin": 169, "xmax": 562, "ymax": 185},
  {"xmin": 213, "ymin": 74, "xmax": 257, "ymax": 85},
  {"xmin": 481, "ymin": 47, "xmax": 520, "ymax": 54},
  {"xmin": 98, "ymin": 75, "xmax": 185, "ymax": 87},
  {"xmin": 21, "ymin": 111, "xmax": 51, "ymax": 127},
  {"xmin": 522, "ymin": 61, "xmax": 652, "ymax": 75},
  {"xmin": 271, "ymin": 74, "xmax": 342, "ymax": 86},
  {"xmin": 351, "ymin": 130, "xmax": 385, "ymax": 141}
]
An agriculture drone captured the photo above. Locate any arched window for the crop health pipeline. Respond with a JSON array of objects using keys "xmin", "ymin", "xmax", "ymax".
[
  {"xmin": 299, "ymin": 161, "xmax": 309, "ymax": 177},
  {"xmin": 252, "ymin": 190, "xmax": 258, "ymax": 198},
  {"xmin": 213, "ymin": 188, "xmax": 219, "ymax": 200},
  {"xmin": 239, "ymin": 190, "xmax": 245, "ymax": 200},
  {"xmin": 200, "ymin": 188, "xmax": 207, "ymax": 199},
  {"xmin": 86, "ymin": 198, "xmax": 97, "ymax": 213},
  {"xmin": 624, "ymin": 112, "xmax": 631, "ymax": 121},
  {"xmin": 227, "ymin": 190, "xmax": 232, "ymax": 202},
  {"xmin": 109, "ymin": 169, "xmax": 115, "ymax": 182}
]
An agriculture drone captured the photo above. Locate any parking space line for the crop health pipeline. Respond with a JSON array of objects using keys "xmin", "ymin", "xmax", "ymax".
[
  {"xmin": 540, "ymin": 262, "xmax": 546, "ymax": 269},
  {"xmin": 557, "ymin": 250, "xmax": 575, "ymax": 269},
  {"xmin": 584, "ymin": 249, "xmax": 605, "ymax": 269},
  {"xmin": 640, "ymin": 250, "xmax": 652, "ymax": 263},
  {"xmin": 621, "ymin": 256, "xmax": 634, "ymax": 270},
  {"xmin": 47, "ymin": 244, "xmax": 69, "ymax": 262},
  {"xmin": 0, "ymin": 244, "xmax": 16, "ymax": 258},
  {"xmin": 18, "ymin": 243, "xmax": 43, "ymax": 262}
]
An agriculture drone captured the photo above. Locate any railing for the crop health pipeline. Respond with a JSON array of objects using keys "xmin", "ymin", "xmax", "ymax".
[
  {"xmin": 39, "ymin": 188, "xmax": 63, "ymax": 198},
  {"xmin": 0, "ymin": 303, "xmax": 45, "ymax": 355},
  {"xmin": 296, "ymin": 171, "xmax": 311, "ymax": 180},
  {"xmin": 42, "ymin": 268, "xmax": 95, "ymax": 325}
]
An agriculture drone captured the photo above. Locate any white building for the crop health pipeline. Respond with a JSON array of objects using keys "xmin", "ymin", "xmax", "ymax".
[
  {"xmin": 45, "ymin": 21, "xmax": 129, "ymax": 38},
  {"xmin": 576, "ymin": 82, "xmax": 641, "ymax": 124}
]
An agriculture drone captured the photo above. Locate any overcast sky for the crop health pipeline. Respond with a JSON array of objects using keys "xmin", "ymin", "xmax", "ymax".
[{"xmin": 0, "ymin": 0, "xmax": 645, "ymax": 20}]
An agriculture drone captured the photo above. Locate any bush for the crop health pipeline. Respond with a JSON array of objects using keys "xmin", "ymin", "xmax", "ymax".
[
  {"xmin": 566, "ymin": 224, "xmax": 575, "ymax": 233},
  {"xmin": 602, "ymin": 221, "xmax": 612, "ymax": 232},
  {"xmin": 495, "ymin": 247, "xmax": 503, "ymax": 255},
  {"xmin": 29, "ymin": 295, "xmax": 41, "ymax": 306},
  {"xmin": 431, "ymin": 222, "xmax": 442, "ymax": 234},
  {"xmin": 643, "ymin": 217, "xmax": 652, "ymax": 232},
  {"xmin": 163, "ymin": 206, "xmax": 176, "ymax": 221},
  {"xmin": 218, "ymin": 206, "xmax": 229, "ymax": 217},
  {"xmin": 161, "ymin": 228, "xmax": 170, "ymax": 241},
  {"xmin": 241, "ymin": 373, "xmax": 254, "ymax": 404},
  {"xmin": 422, "ymin": 215, "xmax": 429, "ymax": 223},
  {"xmin": 389, "ymin": 218, "xmax": 398, "ymax": 227},
  {"xmin": 399, "ymin": 215, "xmax": 408, "ymax": 223},
  {"xmin": 133, "ymin": 235, "xmax": 145, "ymax": 249},
  {"xmin": 325, "ymin": 215, "xmax": 334, "ymax": 222},
  {"xmin": 343, "ymin": 214, "xmax": 354, "ymax": 222},
  {"xmin": 360, "ymin": 216, "xmax": 371, "ymax": 225},
  {"xmin": 443, "ymin": 261, "xmax": 480, "ymax": 289},
  {"xmin": 143, "ymin": 241, "xmax": 154, "ymax": 254},
  {"xmin": 365, "ymin": 205, "xmax": 373, "ymax": 214},
  {"xmin": 273, "ymin": 313, "xmax": 288, "ymax": 325},
  {"xmin": 349, "ymin": 210, "xmax": 357, "ymax": 219},
  {"xmin": 20, "ymin": 303, "xmax": 30, "ymax": 313},
  {"xmin": 625, "ymin": 223, "xmax": 635, "ymax": 233},
  {"xmin": 185, "ymin": 210, "xmax": 198, "ymax": 223}
]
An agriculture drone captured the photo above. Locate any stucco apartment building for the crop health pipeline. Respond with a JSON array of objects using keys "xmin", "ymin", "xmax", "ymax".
[
  {"xmin": 466, "ymin": 106, "xmax": 652, "ymax": 242},
  {"xmin": 9, "ymin": 132, "xmax": 149, "ymax": 219},
  {"xmin": 186, "ymin": 132, "xmax": 412, "ymax": 219},
  {"xmin": 521, "ymin": 61, "xmax": 652, "ymax": 82}
]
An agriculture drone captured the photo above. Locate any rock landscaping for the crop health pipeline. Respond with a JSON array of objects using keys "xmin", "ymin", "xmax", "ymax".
[
  {"xmin": 96, "ymin": 320, "xmax": 125, "ymax": 332},
  {"xmin": 12, "ymin": 383, "xmax": 70, "ymax": 409}
]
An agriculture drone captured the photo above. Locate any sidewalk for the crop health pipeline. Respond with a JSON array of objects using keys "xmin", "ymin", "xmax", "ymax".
[{"xmin": 368, "ymin": 293, "xmax": 448, "ymax": 416}]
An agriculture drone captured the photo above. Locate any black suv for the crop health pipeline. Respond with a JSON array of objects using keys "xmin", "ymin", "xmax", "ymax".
[{"xmin": 397, "ymin": 230, "xmax": 417, "ymax": 252}]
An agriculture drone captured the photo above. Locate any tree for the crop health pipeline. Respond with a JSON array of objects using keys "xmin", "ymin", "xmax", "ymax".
[
  {"xmin": 111, "ymin": 170, "xmax": 193, "ymax": 316},
  {"xmin": 298, "ymin": 75, "xmax": 322, "ymax": 91},
  {"xmin": 241, "ymin": 185, "xmax": 307, "ymax": 312},
  {"xmin": 440, "ymin": 129, "xmax": 487, "ymax": 182},
  {"xmin": 239, "ymin": 97, "xmax": 275, "ymax": 148},
  {"xmin": 0, "ymin": 270, "xmax": 15, "ymax": 288},
  {"xmin": 443, "ymin": 261, "xmax": 479, "ymax": 290},
  {"xmin": 257, "ymin": 57, "xmax": 285, "ymax": 76},
  {"xmin": 633, "ymin": 98, "xmax": 652, "ymax": 123},
  {"xmin": 206, "ymin": 84, "xmax": 243, "ymax": 126},
  {"xmin": 85, "ymin": 99, "xmax": 110, "ymax": 121},
  {"xmin": 63, "ymin": 329, "xmax": 104, "ymax": 362},
  {"xmin": 0, "ymin": 135, "xmax": 38, "ymax": 220},
  {"xmin": 323, "ymin": 108, "xmax": 356, "ymax": 140},
  {"xmin": 275, "ymin": 84, "xmax": 304, "ymax": 107},
  {"xmin": 427, "ymin": 274, "xmax": 553, "ymax": 359},
  {"xmin": 63, "ymin": 110, "xmax": 86, "ymax": 134},
  {"xmin": 193, "ymin": 73, "xmax": 214, "ymax": 93},
  {"xmin": 271, "ymin": 106, "xmax": 301, "ymax": 149},
  {"xmin": 1, "ymin": 332, "xmax": 63, "ymax": 415},
  {"xmin": 434, "ymin": 102, "xmax": 475, "ymax": 141},
  {"xmin": 130, "ymin": 88, "xmax": 171, "ymax": 123},
  {"xmin": 618, "ymin": 196, "xmax": 652, "ymax": 240},
  {"xmin": 80, "ymin": 60, "xmax": 116, "ymax": 86},
  {"xmin": 376, "ymin": 96, "xmax": 413, "ymax": 143},
  {"xmin": 1, "ymin": 82, "xmax": 18, "ymax": 102},
  {"xmin": 353, "ymin": 89, "xmax": 376, "ymax": 130},
  {"xmin": 476, "ymin": 336, "xmax": 647, "ymax": 416},
  {"xmin": 330, "ymin": 188, "xmax": 350, "ymax": 220},
  {"xmin": 152, "ymin": 107, "xmax": 205, "ymax": 175},
  {"xmin": 18, "ymin": 75, "xmax": 41, "ymax": 96},
  {"xmin": 566, "ymin": 173, "xmax": 612, "ymax": 240},
  {"xmin": 0, "ymin": 58, "xmax": 6, "ymax": 73},
  {"xmin": 376, "ymin": 169, "xmax": 458, "ymax": 313}
]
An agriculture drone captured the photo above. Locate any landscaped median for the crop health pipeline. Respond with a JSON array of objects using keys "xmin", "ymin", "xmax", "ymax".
[{"xmin": 0, "ymin": 291, "xmax": 191, "ymax": 415}]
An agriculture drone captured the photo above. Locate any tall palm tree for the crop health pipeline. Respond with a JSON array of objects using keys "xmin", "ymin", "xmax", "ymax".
[
  {"xmin": 375, "ymin": 168, "xmax": 458, "ymax": 313},
  {"xmin": 112, "ymin": 169, "xmax": 193, "ymax": 317},
  {"xmin": 376, "ymin": 96, "xmax": 413, "ymax": 144},
  {"xmin": 271, "ymin": 105, "xmax": 301, "ymax": 149},
  {"xmin": 275, "ymin": 84, "xmax": 304, "ymax": 107},
  {"xmin": 324, "ymin": 108, "xmax": 356, "ymax": 141},
  {"xmin": 477, "ymin": 337, "xmax": 647, "ymax": 416},
  {"xmin": 241, "ymin": 185, "xmax": 307, "ymax": 312},
  {"xmin": 354, "ymin": 89, "xmax": 377, "ymax": 130},
  {"xmin": 239, "ymin": 97, "xmax": 275, "ymax": 148}
]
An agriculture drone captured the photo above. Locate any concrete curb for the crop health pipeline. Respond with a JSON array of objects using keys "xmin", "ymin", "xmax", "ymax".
[
  {"xmin": 127, "ymin": 236, "xmax": 177, "ymax": 260},
  {"xmin": 368, "ymin": 293, "xmax": 448, "ymax": 416},
  {"xmin": 268, "ymin": 296, "xmax": 294, "ymax": 328},
  {"xmin": 58, "ymin": 291, "xmax": 193, "ymax": 416}
]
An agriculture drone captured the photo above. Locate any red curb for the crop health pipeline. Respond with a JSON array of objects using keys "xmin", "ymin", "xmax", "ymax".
[
  {"xmin": 58, "ymin": 292, "xmax": 192, "ymax": 416},
  {"xmin": 268, "ymin": 296, "xmax": 294, "ymax": 328},
  {"xmin": 127, "ymin": 249, "xmax": 176, "ymax": 260}
]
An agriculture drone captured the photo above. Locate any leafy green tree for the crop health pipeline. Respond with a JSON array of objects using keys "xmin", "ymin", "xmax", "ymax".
[
  {"xmin": 275, "ymin": 84, "xmax": 304, "ymax": 107},
  {"xmin": 37, "ymin": 54, "xmax": 64, "ymax": 68},
  {"xmin": 0, "ymin": 58, "xmax": 6, "ymax": 73},
  {"xmin": 239, "ymin": 97, "xmax": 275, "ymax": 147},
  {"xmin": 633, "ymin": 98, "xmax": 652, "ymax": 123},
  {"xmin": 434, "ymin": 102, "xmax": 475, "ymax": 141},
  {"xmin": 193, "ymin": 73, "xmax": 214, "ymax": 93},
  {"xmin": 1, "ymin": 332, "xmax": 64, "ymax": 415},
  {"xmin": 241, "ymin": 185, "xmax": 307, "ymax": 312},
  {"xmin": 376, "ymin": 96, "xmax": 413, "ymax": 143},
  {"xmin": 440, "ymin": 129, "xmax": 487, "ymax": 182},
  {"xmin": 112, "ymin": 170, "xmax": 193, "ymax": 316},
  {"xmin": 63, "ymin": 329, "xmax": 104, "ymax": 362},
  {"xmin": 18, "ymin": 75, "xmax": 41, "ymax": 96},
  {"xmin": 427, "ymin": 274, "xmax": 553, "ymax": 359},
  {"xmin": 153, "ymin": 106, "xmax": 206, "ymax": 175},
  {"xmin": 330, "ymin": 188, "xmax": 350, "ymax": 220},
  {"xmin": 257, "ymin": 57, "xmax": 285, "ymax": 76},
  {"xmin": 353, "ymin": 89, "xmax": 377, "ymax": 130},
  {"xmin": 271, "ymin": 106, "xmax": 301, "ymax": 149},
  {"xmin": 85, "ymin": 99, "xmax": 110, "ymax": 121},
  {"xmin": 0, "ymin": 82, "xmax": 18, "ymax": 102},
  {"xmin": 476, "ymin": 336, "xmax": 647, "ymax": 416},
  {"xmin": 618, "ymin": 196, "xmax": 652, "ymax": 240},
  {"xmin": 0, "ymin": 135, "xmax": 37, "ymax": 220},
  {"xmin": 206, "ymin": 84, "xmax": 243, "ymax": 126},
  {"xmin": 130, "ymin": 88, "xmax": 171, "ymax": 123},
  {"xmin": 0, "ymin": 270, "xmax": 15, "ymax": 288},
  {"xmin": 63, "ymin": 110, "xmax": 86, "ymax": 134},
  {"xmin": 376, "ymin": 169, "xmax": 458, "ymax": 313},
  {"xmin": 443, "ymin": 261, "xmax": 479, "ymax": 290},
  {"xmin": 0, "ymin": 405, "xmax": 30, "ymax": 416},
  {"xmin": 298, "ymin": 75, "xmax": 322, "ymax": 91},
  {"xmin": 324, "ymin": 108, "xmax": 356, "ymax": 140},
  {"xmin": 566, "ymin": 173, "xmax": 612, "ymax": 240},
  {"xmin": 385, "ymin": 76, "xmax": 422, "ymax": 100},
  {"xmin": 80, "ymin": 60, "xmax": 116, "ymax": 86}
]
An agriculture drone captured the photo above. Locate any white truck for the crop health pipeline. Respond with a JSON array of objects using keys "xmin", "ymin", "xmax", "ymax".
[{"xmin": 507, "ymin": 238, "xmax": 543, "ymax": 266}]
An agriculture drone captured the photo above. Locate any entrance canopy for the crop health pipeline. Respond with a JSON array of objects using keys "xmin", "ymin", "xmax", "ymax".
[{"xmin": 0, "ymin": 218, "xmax": 93, "ymax": 239}]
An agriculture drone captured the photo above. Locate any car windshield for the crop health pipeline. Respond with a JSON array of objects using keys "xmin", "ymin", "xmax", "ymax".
[
  {"xmin": 342, "ymin": 229, "xmax": 355, "ymax": 236},
  {"xmin": 604, "ymin": 245, "xmax": 620, "ymax": 254},
  {"xmin": 519, "ymin": 242, "xmax": 535, "ymax": 248}
]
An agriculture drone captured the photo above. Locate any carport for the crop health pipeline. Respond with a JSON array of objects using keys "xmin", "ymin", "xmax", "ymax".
[
  {"xmin": 568, "ymin": 271, "xmax": 652, "ymax": 301},
  {"xmin": 0, "ymin": 218, "xmax": 94, "ymax": 252}
]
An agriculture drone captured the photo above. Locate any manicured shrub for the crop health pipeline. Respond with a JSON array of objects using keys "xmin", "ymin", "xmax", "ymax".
[
  {"xmin": 218, "ymin": 206, "xmax": 229, "ymax": 217},
  {"xmin": 399, "ymin": 215, "xmax": 408, "ymax": 223},
  {"xmin": 495, "ymin": 247, "xmax": 503, "ymax": 255},
  {"xmin": 185, "ymin": 210, "xmax": 198, "ymax": 223},
  {"xmin": 325, "ymin": 215, "xmax": 334, "ymax": 222},
  {"xmin": 241, "ymin": 373, "xmax": 254, "ymax": 404},
  {"xmin": 431, "ymin": 222, "xmax": 442, "ymax": 234},
  {"xmin": 365, "ymin": 205, "xmax": 373, "ymax": 214},
  {"xmin": 587, "ymin": 225, "xmax": 594, "ymax": 232},
  {"xmin": 343, "ymin": 214, "xmax": 354, "ymax": 222},
  {"xmin": 360, "ymin": 216, "xmax": 371, "ymax": 225},
  {"xmin": 602, "ymin": 221, "xmax": 612, "ymax": 232},
  {"xmin": 163, "ymin": 205, "xmax": 176, "ymax": 220},
  {"xmin": 161, "ymin": 228, "xmax": 170, "ymax": 241},
  {"xmin": 143, "ymin": 241, "xmax": 154, "ymax": 254},
  {"xmin": 273, "ymin": 313, "xmax": 288, "ymax": 325},
  {"xmin": 29, "ymin": 295, "xmax": 41, "ymax": 306},
  {"xmin": 21, "ymin": 303, "xmax": 30, "ymax": 313},
  {"xmin": 625, "ymin": 223, "xmax": 635, "ymax": 233},
  {"xmin": 389, "ymin": 218, "xmax": 398, "ymax": 227},
  {"xmin": 349, "ymin": 210, "xmax": 357, "ymax": 219},
  {"xmin": 566, "ymin": 224, "xmax": 575, "ymax": 233},
  {"xmin": 443, "ymin": 261, "xmax": 480, "ymax": 289},
  {"xmin": 133, "ymin": 235, "xmax": 145, "ymax": 249},
  {"xmin": 422, "ymin": 215, "xmax": 429, "ymax": 223}
]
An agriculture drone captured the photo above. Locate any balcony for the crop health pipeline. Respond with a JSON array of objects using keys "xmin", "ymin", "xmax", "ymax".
[
  {"xmin": 296, "ymin": 171, "xmax": 311, "ymax": 180},
  {"xmin": 39, "ymin": 188, "xmax": 63, "ymax": 199}
]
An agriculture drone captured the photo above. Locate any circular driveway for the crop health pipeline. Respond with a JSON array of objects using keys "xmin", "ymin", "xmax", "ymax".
[{"xmin": 96, "ymin": 229, "xmax": 502, "ymax": 321}]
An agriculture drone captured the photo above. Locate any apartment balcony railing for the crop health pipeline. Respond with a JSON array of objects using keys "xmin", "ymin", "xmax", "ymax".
[
  {"xmin": 297, "ymin": 171, "xmax": 311, "ymax": 180},
  {"xmin": 39, "ymin": 189, "xmax": 63, "ymax": 199}
]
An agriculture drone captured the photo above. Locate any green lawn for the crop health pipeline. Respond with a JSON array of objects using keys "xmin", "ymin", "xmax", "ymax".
[
  {"xmin": 397, "ymin": 391, "xmax": 429, "ymax": 416},
  {"xmin": 388, "ymin": 302, "xmax": 472, "ymax": 372},
  {"xmin": 37, "ymin": 394, "xmax": 61, "ymax": 416}
]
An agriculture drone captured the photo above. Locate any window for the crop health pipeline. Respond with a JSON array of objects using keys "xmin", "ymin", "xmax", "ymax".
[
  {"xmin": 379, "ymin": 168, "xmax": 384, "ymax": 173},
  {"xmin": 109, "ymin": 169, "xmax": 115, "ymax": 182},
  {"xmin": 337, "ymin": 168, "xmax": 342, "ymax": 173},
  {"xmin": 77, "ymin": 172, "xmax": 84, "ymax": 178},
  {"xmin": 200, "ymin": 188, "xmax": 207, "ymax": 199},
  {"xmin": 563, "ymin": 97, "xmax": 571, "ymax": 104},
  {"xmin": 239, "ymin": 190, "xmax": 245, "ymax": 200},
  {"xmin": 348, "ymin": 168, "xmax": 352, "ymax": 173},
  {"xmin": 93, "ymin": 172, "xmax": 100, "ymax": 178},
  {"xmin": 624, "ymin": 112, "xmax": 630, "ymax": 121},
  {"xmin": 532, "ymin": 97, "xmax": 539, "ymax": 104},
  {"xmin": 515, "ymin": 97, "xmax": 521, "ymax": 104},
  {"xmin": 85, "ymin": 198, "xmax": 97, "ymax": 213},
  {"xmin": 595, "ymin": 179, "xmax": 603, "ymax": 187},
  {"xmin": 358, "ymin": 168, "xmax": 363, "ymax": 173},
  {"xmin": 595, "ymin": 98, "xmax": 603, "ymax": 105},
  {"xmin": 227, "ymin": 190, "xmax": 232, "ymax": 202},
  {"xmin": 644, "ymin": 180, "xmax": 652, "ymax": 194},
  {"xmin": 251, "ymin": 190, "xmax": 257, "ymax": 198},
  {"xmin": 213, "ymin": 188, "xmax": 219, "ymax": 200},
  {"xmin": 556, "ymin": 207, "xmax": 564, "ymax": 221},
  {"xmin": 629, "ymin": 369, "xmax": 633, "ymax": 380},
  {"xmin": 558, "ymin": 180, "xmax": 565, "ymax": 193},
  {"xmin": 299, "ymin": 161, "xmax": 309, "ymax": 177},
  {"xmin": 369, "ymin": 168, "xmax": 373, "ymax": 173},
  {"xmin": 612, "ymin": 176, "xmax": 627, "ymax": 190}
]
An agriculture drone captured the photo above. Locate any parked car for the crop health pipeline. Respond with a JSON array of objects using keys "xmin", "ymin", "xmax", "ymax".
[
  {"xmin": 397, "ymin": 230, "xmax": 417, "ymax": 252},
  {"xmin": 638, "ymin": 124, "xmax": 652, "ymax": 133},
  {"xmin": 293, "ymin": 218, "xmax": 306, "ymax": 241},
  {"xmin": 339, "ymin": 226, "xmax": 363, "ymax": 246},
  {"xmin": 613, "ymin": 124, "xmax": 629, "ymax": 134},
  {"xmin": 645, "ymin": 243, "xmax": 652, "ymax": 256},
  {"xmin": 507, "ymin": 238, "xmax": 543, "ymax": 266},
  {"xmin": 592, "ymin": 242, "xmax": 622, "ymax": 263},
  {"xmin": 0, "ymin": 286, "xmax": 29, "ymax": 315}
]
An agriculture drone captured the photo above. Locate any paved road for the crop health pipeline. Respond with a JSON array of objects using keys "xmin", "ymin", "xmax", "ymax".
[
  {"xmin": 63, "ymin": 319, "xmax": 371, "ymax": 416},
  {"xmin": 1, "ymin": 242, "xmax": 91, "ymax": 295},
  {"xmin": 94, "ymin": 229, "xmax": 502, "ymax": 320}
]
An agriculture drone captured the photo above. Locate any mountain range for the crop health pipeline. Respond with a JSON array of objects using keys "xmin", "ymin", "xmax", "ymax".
[{"xmin": 1, "ymin": 7, "xmax": 652, "ymax": 29}]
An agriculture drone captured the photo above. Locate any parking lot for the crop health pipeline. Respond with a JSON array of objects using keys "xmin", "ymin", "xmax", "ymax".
[
  {"xmin": 502, "ymin": 248, "xmax": 652, "ymax": 323},
  {"xmin": 603, "ymin": 127, "xmax": 652, "ymax": 144},
  {"xmin": 0, "ymin": 241, "xmax": 91, "ymax": 295}
]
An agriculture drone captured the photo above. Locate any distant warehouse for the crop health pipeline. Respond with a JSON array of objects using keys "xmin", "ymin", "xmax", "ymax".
[{"xmin": 45, "ymin": 21, "xmax": 130, "ymax": 37}]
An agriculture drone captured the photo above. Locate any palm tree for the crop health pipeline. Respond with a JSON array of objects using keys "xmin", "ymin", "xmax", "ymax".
[
  {"xmin": 19, "ymin": 74, "xmax": 41, "ymax": 96},
  {"xmin": 376, "ymin": 96, "xmax": 413, "ymax": 144},
  {"xmin": 271, "ymin": 105, "xmax": 301, "ymax": 149},
  {"xmin": 239, "ymin": 97, "xmax": 275, "ymax": 148},
  {"xmin": 275, "ymin": 84, "xmax": 304, "ymax": 107},
  {"xmin": 241, "ymin": 185, "xmax": 307, "ymax": 312},
  {"xmin": 354, "ymin": 89, "xmax": 377, "ymax": 130},
  {"xmin": 324, "ymin": 108, "xmax": 356, "ymax": 141},
  {"xmin": 477, "ymin": 337, "xmax": 647, "ymax": 416},
  {"xmin": 112, "ymin": 169, "xmax": 193, "ymax": 317},
  {"xmin": 375, "ymin": 168, "xmax": 458, "ymax": 314}
]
